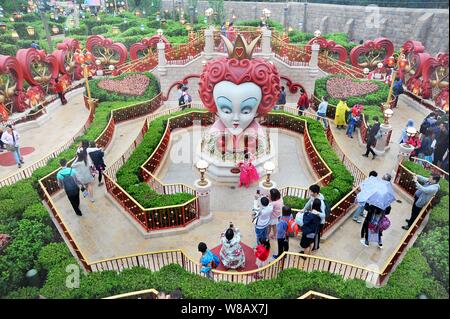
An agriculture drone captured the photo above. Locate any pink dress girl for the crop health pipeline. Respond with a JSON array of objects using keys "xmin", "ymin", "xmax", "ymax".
[{"xmin": 237, "ymin": 154, "xmax": 260, "ymax": 188}]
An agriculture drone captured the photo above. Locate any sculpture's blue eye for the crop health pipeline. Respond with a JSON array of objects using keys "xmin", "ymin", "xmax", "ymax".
[
  {"xmin": 240, "ymin": 98, "xmax": 257, "ymax": 115},
  {"xmin": 241, "ymin": 106, "xmax": 253, "ymax": 115},
  {"xmin": 220, "ymin": 105, "xmax": 232, "ymax": 114}
]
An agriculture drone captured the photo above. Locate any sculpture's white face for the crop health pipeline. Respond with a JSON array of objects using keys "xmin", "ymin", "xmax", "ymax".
[{"xmin": 213, "ymin": 81, "xmax": 262, "ymax": 135}]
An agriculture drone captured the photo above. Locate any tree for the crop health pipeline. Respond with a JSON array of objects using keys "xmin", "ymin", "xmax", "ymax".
[{"xmin": 208, "ymin": 0, "xmax": 224, "ymax": 24}]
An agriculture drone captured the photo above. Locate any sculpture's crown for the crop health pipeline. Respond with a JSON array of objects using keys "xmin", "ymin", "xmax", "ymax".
[{"xmin": 220, "ymin": 34, "xmax": 261, "ymax": 60}]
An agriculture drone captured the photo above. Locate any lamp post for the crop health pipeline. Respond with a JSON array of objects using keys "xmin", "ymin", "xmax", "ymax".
[
  {"xmin": 26, "ymin": 26, "xmax": 35, "ymax": 37},
  {"xmin": 205, "ymin": 8, "xmax": 214, "ymax": 27},
  {"xmin": 196, "ymin": 160, "xmax": 209, "ymax": 187},
  {"xmin": 74, "ymin": 50, "xmax": 94, "ymax": 100},
  {"xmin": 262, "ymin": 8, "xmax": 271, "ymax": 27},
  {"xmin": 0, "ymin": 23, "xmax": 7, "ymax": 32},
  {"xmin": 189, "ymin": 5, "xmax": 194, "ymax": 25},
  {"xmin": 384, "ymin": 50, "xmax": 408, "ymax": 109},
  {"xmin": 262, "ymin": 161, "xmax": 275, "ymax": 188},
  {"xmin": 37, "ymin": 0, "xmax": 53, "ymax": 52}
]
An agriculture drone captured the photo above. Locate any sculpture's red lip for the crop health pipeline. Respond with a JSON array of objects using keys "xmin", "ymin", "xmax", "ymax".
[{"xmin": 232, "ymin": 124, "xmax": 239, "ymax": 128}]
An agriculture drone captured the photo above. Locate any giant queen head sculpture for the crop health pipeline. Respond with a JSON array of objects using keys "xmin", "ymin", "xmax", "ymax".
[{"xmin": 198, "ymin": 34, "xmax": 281, "ymax": 155}]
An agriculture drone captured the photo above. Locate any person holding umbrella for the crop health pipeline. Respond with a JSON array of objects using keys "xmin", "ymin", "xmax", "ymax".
[{"xmin": 358, "ymin": 174, "xmax": 395, "ymax": 248}]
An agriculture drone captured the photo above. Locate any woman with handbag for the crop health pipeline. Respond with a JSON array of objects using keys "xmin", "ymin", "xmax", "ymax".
[
  {"xmin": 1, "ymin": 125, "xmax": 24, "ymax": 168},
  {"xmin": 71, "ymin": 151, "xmax": 95, "ymax": 203}
]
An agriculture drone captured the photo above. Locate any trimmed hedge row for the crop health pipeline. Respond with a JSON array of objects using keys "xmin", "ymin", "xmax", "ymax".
[
  {"xmin": 0, "ymin": 77, "xmax": 160, "ymax": 297},
  {"xmin": 89, "ymin": 72, "xmax": 160, "ymax": 103},
  {"xmin": 116, "ymin": 110, "xmax": 206, "ymax": 208},
  {"xmin": 270, "ymin": 111, "xmax": 354, "ymax": 210},
  {"xmin": 24, "ymin": 242, "xmax": 447, "ymax": 299},
  {"xmin": 401, "ymin": 160, "xmax": 449, "ymax": 293}
]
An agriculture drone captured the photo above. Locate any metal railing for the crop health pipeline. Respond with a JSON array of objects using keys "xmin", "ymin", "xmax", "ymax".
[
  {"xmin": 271, "ymin": 33, "xmax": 311, "ymax": 66},
  {"xmin": 0, "ymin": 94, "xmax": 96, "ymax": 188},
  {"xmin": 88, "ymin": 249, "xmax": 380, "ymax": 285},
  {"xmin": 166, "ymin": 33, "xmax": 205, "ymax": 65}
]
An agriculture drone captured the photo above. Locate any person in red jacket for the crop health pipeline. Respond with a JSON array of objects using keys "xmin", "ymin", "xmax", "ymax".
[
  {"xmin": 54, "ymin": 77, "xmax": 67, "ymax": 105},
  {"xmin": 297, "ymin": 89, "xmax": 308, "ymax": 116},
  {"xmin": 254, "ymin": 239, "xmax": 270, "ymax": 279}
]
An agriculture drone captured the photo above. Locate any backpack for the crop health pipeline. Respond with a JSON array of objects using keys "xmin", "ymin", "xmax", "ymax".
[
  {"xmin": 419, "ymin": 118, "xmax": 431, "ymax": 135},
  {"xmin": 375, "ymin": 129, "xmax": 382, "ymax": 140},
  {"xmin": 301, "ymin": 212, "xmax": 320, "ymax": 237},
  {"xmin": 211, "ymin": 253, "xmax": 220, "ymax": 268},
  {"xmin": 324, "ymin": 201, "xmax": 331, "ymax": 218},
  {"xmin": 178, "ymin": 94, "xmax": 186, "ymax": 106},
  {"xmin": 60, "ymin": 169, "xmax": 79, "ymax": 196},
  {"xmin": 284, "ymin": 217, "xmax": 299, "ymax": 237}
]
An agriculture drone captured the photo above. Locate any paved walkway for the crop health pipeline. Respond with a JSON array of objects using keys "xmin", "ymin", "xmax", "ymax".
[
  {"xmin": 49, "ymin": 96, "xmax": 430, "ymax": 270},
  {"xmin": 0, "ymin": 90, "xmax": 89, "ymax": 180}
]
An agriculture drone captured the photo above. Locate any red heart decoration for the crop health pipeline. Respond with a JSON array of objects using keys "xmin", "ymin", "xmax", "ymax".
[{"xmin": 235, "ymin": 47, "xmax": 244, "ymax": 57}]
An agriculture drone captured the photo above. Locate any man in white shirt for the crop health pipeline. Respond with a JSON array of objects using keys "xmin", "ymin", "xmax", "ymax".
[
  {"xmin": 253, "ymin": 196, "xmax": 273, "ymax": 245},
  {"xmin": 316, "ymin": 96, "xmax": 329, "ymax": 129},
  {"xmin": 1, "ymin": 125, "xmax": 24, "ymax": 168}
]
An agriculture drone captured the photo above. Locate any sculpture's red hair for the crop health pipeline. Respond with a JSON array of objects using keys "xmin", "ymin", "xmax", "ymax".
[{"xmin": 198, "ymin": 57, "xmax": 281, "ymax": 115}]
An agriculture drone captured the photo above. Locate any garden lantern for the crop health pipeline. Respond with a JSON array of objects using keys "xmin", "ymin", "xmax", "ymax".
[
  {"xmin": 135, "ymin": 10, "xmax": 141, "ymax": 17},
  {"xmin": 26, "ymin": 26, "xmax": 35, "ymax": 36},
  {"xmin": 68, "ymin": 17, "xmax": 75, "ymax": 28},
  {"xmin": 263, "ymin": 161, "xmax": 275, "ymax": 188},
  {"xmin": 97, "ymin": 16, "xmax": 101, "ymax": 22},
  {"xmin": 387, "ymin": 56, "xmax": 396, "ymax": 67},
  {"xmin": 185, "ymin": 24, "xmax": 192, "ymax": 32},
  {"xmin": 0, "ymin": 23, "xmax": 6, "ymax": 32},
  {"xmin": 15, "ymin": 12, "xmax": 22, "ymax": 20},
  {"xmin": 288, "ymin": 26, "xmax": 293, "ymax": 33},
  {"xmin": 140, "ymin": 24, "xmax": 145, "ymax": 31},
  {"xmin": 9, "ymin": 16, "xmax": 15, "ymax": 22},
  {"xmin": 112, "ymin": 26, "xmax": 120, "ymax": 35},
  {"xmin": 383, "ymin": 108, "xmax": 394, "ymax": 125},
  {"xmin": 11, "ymin": 30, "xmax": 19, "ymax": 39},
  {"xmin": 50, "ymin": 12, "xmax": 55, "ymax": 19},
  {"xmin": 51, "ymin": 25, "xmax": 59, "ymax": 34},
  {"xmin": 196, "ymin": 160, "xmax": 209, "ymax": 187}
]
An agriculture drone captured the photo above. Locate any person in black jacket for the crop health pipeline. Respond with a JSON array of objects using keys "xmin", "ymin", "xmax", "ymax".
[
  {"xmin": 88, "ymin": 141, "xmax": 106, "ymax": 186},
  {"xmin": 360, "ymin": 204, "xmax": 386, "ymax": 248},
  {"xmin": 362, "ymin": 116, "xmax": 380, "ymax": 159}
]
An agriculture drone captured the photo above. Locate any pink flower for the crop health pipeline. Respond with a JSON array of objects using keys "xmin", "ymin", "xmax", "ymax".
[{"xmin": 98, "ymin": 74, "xmax": 150, "ymax": 96}]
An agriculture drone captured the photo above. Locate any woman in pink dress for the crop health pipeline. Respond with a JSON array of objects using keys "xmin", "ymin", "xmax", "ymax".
[{"xmin": 237, "ymin": 153, "xmax": 260, "ymax": 188}]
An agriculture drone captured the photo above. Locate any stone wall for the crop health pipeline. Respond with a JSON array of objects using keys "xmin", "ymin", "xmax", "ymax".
[{"xmin": 160, "ymin": 1, "xmax": 449, "ymax": 54}]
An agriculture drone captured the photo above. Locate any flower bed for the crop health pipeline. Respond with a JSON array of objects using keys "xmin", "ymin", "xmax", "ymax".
[
  {"xmin": 314, "ymin": 74, "xmax": 387, "ymax": 123},
  {"xmin": 326, "ymin": 77, "xmax": 379, "ymax": 99},
  {"xmin": 98, "ymin": 74, "xmax": 150, "ymax": 97},
  {"xmin": 90, "ymin": 72, "xmax": 160, "ymax": 102}
]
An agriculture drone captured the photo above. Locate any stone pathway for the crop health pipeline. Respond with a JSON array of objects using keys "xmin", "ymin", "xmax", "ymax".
[
  {"xmin": 0, "ymin": 90, "xmax": 89, "ymax": 180},
  {"xmin": 49, "ymin": 96, "xmax": 430, "ymax": 270}
]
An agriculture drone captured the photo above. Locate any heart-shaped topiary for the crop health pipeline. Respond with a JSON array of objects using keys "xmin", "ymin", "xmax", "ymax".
[
  {"xmin": 98, "ymin": 74, "xmax": 150, "ymax": 96},
  {"xmin": 326, "ymin": 77, "xmax": 379, "ymax": 99}
]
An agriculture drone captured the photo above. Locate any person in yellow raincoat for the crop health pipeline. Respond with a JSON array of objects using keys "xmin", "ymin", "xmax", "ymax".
[{"xmin": 334, "ymin": 98, "xmax": 350, "ymax": 129}]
